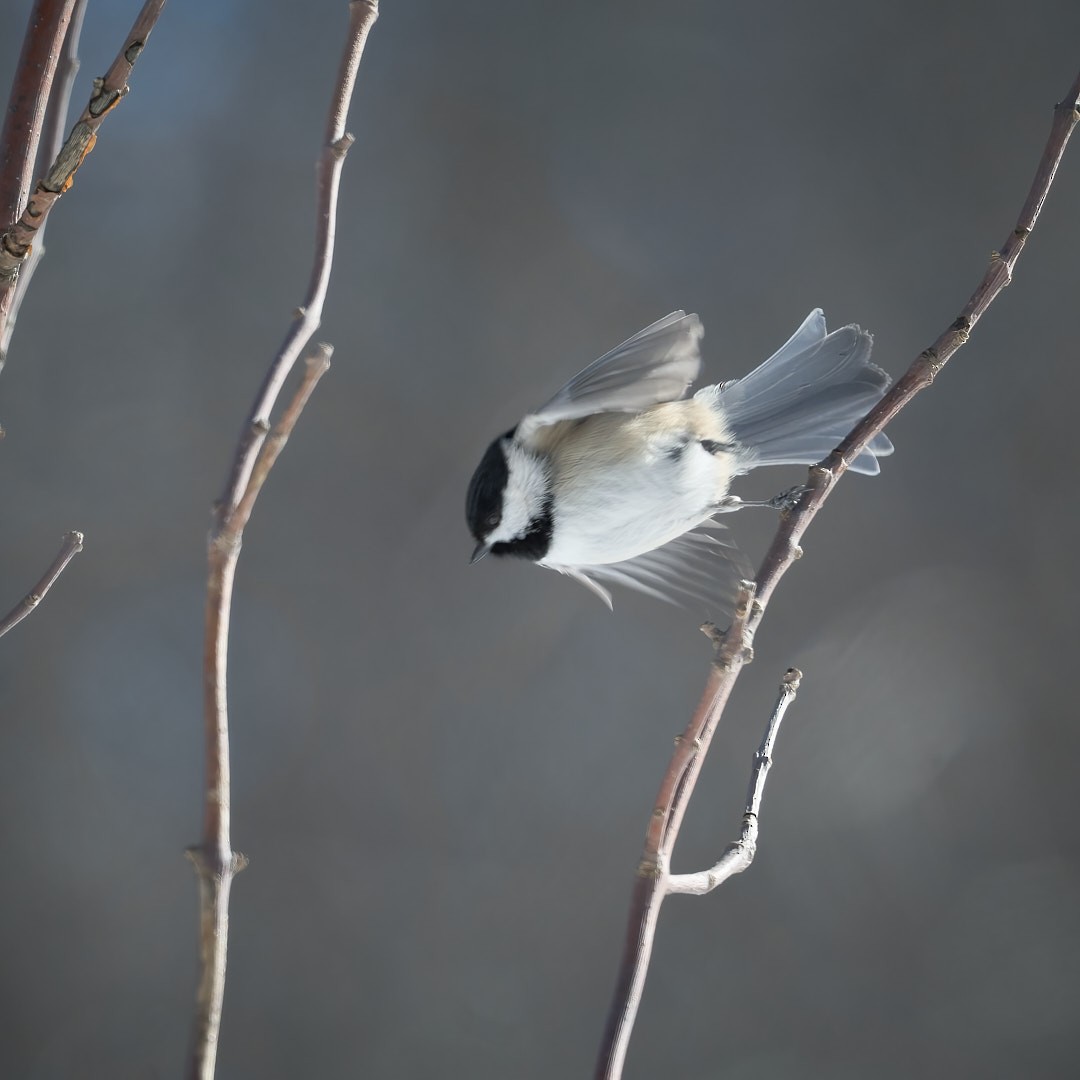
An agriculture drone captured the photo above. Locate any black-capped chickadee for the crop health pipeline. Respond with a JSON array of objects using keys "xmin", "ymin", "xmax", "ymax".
[{"xmin": 466, "ymin": 310, "xmax": 892, "ymax": 607}]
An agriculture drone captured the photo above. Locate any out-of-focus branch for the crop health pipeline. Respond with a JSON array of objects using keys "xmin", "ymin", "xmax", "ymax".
[
  {"xmin": 0, "ymin": 0, "xmax": 168, "ymax": 369},
  {"xmin": 0, "ymin": 0, "xmax": 76, "ymax": 233},
  {"xmin": 0, "ymin": 530, "xmax": 83, "ymax": 640},
  {"xmin": 596, "ymin": 69, "xmax": 1080, "ymax": 1080},
  {"xmin": 186, "ymin": 4, "xmax": 378, "ymax": 1079},
  {"xmin": 0, "ymin": 0, "xmax": 88, "ymax": 360},
  {"xmin": 36, "ymin": 0, "xmax": 88, "ymax": 174}
]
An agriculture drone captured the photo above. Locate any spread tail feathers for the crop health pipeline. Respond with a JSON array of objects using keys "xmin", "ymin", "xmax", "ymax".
[{"xmin": 708, "ymin": 309, "xmax": 894, "ymax": 475}]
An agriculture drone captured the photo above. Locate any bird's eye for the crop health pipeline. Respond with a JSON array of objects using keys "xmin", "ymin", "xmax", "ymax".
[{"xmin": 485, "ymin": 513, "xmax": 500, "ymax": 529}]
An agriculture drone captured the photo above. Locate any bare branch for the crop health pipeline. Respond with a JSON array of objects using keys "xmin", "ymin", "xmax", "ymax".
[
  {"xmin": 641, "ymin": 581, "xmax": 757, "ymax": 878},
  {"xmin": 667, "ymin": 668, "xmax": 801, "ymax": 896},
  {"xmin": 0, "ymin": 0, "xmax": 169, "ymax": 368},
  {"xmin": 0, "ymin": 530, "xmax": 84, "ymax": 640},
  {"xmin": 187, "ymin": 4, "xmax": 379, "ymax": 1078},
  {"xmin": 596, "ymin": 68, "xmax": 1080, "ymax": 1079},
  {"xmin": 0, "ymin": 0, "xmax": 88, "ymax": 360},
  {"xmin": 747, "ymin": 76, "xmax": 1080, "ymax": 627},
  {"xmin": 0, "ymin": 0, "xmax": 76, "ymax": 233}
]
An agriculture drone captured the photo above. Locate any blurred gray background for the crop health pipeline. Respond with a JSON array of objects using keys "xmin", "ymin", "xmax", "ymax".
[{"xmin": 2, "ymin": 1, "xmax": 1079, "ymax": 1077}]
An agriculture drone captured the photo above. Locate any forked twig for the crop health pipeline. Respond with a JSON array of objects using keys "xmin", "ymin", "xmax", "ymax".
[
  {"xmin": 228, "ymin": 346, "xmax": 334, "ymax": 540},
  {"xmin": 187, "ymin": 347, "xmax": 332, "ymax": 1080},
  {"xmin": 0, "ymin": 530, "xmax": 84, "ymax": 640},
  {"xmin": 186, "ymin": 4, "xmax": 378, "ymax": 1078},
  {"xmin": 0, "ymin": 0, "xmax": 169, "ymax": 368},
  {"xmin": 596, "ymin": 69, "xmax": 1080, "ymax": 1079},
  {"xmin": 215, "ymin": 0, "xmax": 377, "ymax": 524}
]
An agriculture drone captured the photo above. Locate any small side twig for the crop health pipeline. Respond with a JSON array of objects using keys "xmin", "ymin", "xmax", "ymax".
[
  {"xmin": 597, "ymin": 660, "xmax": 799, "ymax": 1075},
  {"xmin": 0, "ymin": 0, "xmax": 89, "ymax": 360},
  {"xmin": 186, "ymin": 3, "xmax": 378, "ymax": 1078},
  {"xmin": 0, "ymin": 0, "xmax": 169, "ymax": 368},
  {"xmin": 0, "ymin": 530, "xmax": 84, "ymax": 640},
  {"xmin": 596, "ymin": 68, "xmax": 1080, "ymax": 1079},
  {"xmin": 667, "ymin": 668, "xmax": 801, "ymax": 896}
]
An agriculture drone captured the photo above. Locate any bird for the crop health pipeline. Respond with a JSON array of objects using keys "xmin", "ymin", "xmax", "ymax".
[{"xmin": 465, "ymin": 309, "xmax": 892, "ymax": 608}]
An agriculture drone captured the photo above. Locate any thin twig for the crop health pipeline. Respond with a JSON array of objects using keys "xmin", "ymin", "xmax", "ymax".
[
  {"xmin": 0, "ymin": 0, "xmax": 76, "ymax": 232},
  {"xmin": 215, "ymin": 0, "xmax": 376, "ymax": 525},
  {"xmin": 0, "ymin": 0, "xmax": 89, "ymax": 360},
  {"xmin": 596, "ymin": 69, "xmax": 1080, "ymax": 1079},
  {"xmin": 186, "ymin": 4, "xmax": 378, "ymax": 1078},
  {"xmin": 0, "ymin": 530, "xmax": 84, "ymax": 639},
  {"xmin": 667, "ymin": 668, "xmax": 801, "ymax": 895},
  {"xmin": 0, "ymin": 0, "xmax": 169, "ymax": 369}
]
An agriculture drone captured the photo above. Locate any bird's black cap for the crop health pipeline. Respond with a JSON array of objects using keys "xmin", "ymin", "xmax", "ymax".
[{"xmin": 465, "ymin": 435, "xmax": 509, "ymax": 543}]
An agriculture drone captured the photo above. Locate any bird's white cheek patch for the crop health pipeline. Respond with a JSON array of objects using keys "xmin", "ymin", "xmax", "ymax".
[{"xmin": 489, "ymin": 443, "xmax": 550, "ymax": 543}]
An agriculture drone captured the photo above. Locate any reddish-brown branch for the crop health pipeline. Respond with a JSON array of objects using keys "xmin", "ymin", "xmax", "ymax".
[
  {"xmin": 595, "ymin": 69, "xmax": 1080, "ymax": 1080},
  {"xmin": 0, "ymin": 0, "xmax": 75, "ymax": 233},
  {"xmin": 0, "ymin": 0, "xmax": 168, "ymax": 366},
  {"xmin": 0, "ymin": 0, "xmax": 88, "ymax": 360},
  {"xmin": 0, "ymin": 530, "xmax": 83, "ymax": 640},
  {"xmin": 186, "ymin": 4, "xmax": 378, "ymax": 1078},
  {"xmin": 642, "ymin": 584, "xmax": 757, "ymax": 870},
  {"xmin": 36, "ymin": 0, "xmax": 88, "ymax": 175}
]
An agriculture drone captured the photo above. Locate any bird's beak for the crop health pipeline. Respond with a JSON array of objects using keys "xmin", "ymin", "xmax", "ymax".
[{"xmin": 469, "ymin": 541, "xmax": 491, "ymax": 564}]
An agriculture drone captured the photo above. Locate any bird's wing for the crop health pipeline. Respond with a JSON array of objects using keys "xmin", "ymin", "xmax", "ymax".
[
  {"xmin": 521, "ymin": 312, "xmax": 703, "ymax": 433},
  {"xmin": 548, "ymin": 522, "xmax": 750, "ymax": 613}
]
